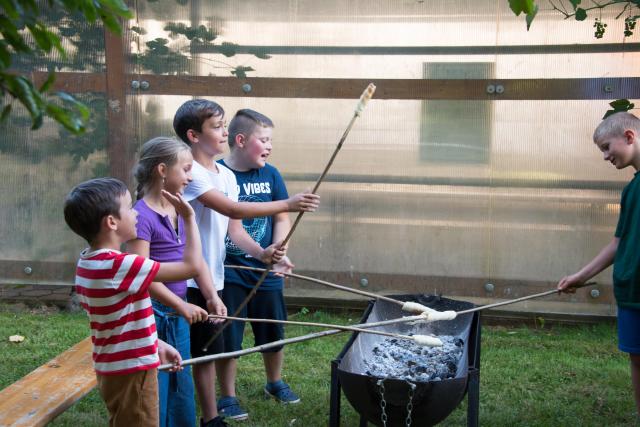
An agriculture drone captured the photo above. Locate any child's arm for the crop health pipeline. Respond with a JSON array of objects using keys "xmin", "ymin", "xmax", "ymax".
[
  {"xmin": 271, "ymin": 211, "xmax": 295, "ymax": 276},
  {"xmin": 558, "ymin": 237, "xmax": 618, "ymax": 292},
  {"xmin": 158, "ymin": 339, "xmax": 182, "ymax": 372},
  {"xmin": 228, "ymin": 219, "xmax": 285, "ymax": 264},
  {"xmin": 197, "ymin": 189, "xmax": 319, "ymax": 219},
  {"xmin": 193, "ymin": 262, "xmax": 227, "ymax": 322}
]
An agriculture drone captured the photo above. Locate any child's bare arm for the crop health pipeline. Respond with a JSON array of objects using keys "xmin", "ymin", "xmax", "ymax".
[
  {"xmin": 158, "ymin": 339, "xmax": 182, "ymax": 372},
  {"xmin": 193, "ymin": 263, "xmax": 227, "ymax": 322},
  {"xmin": 197, "ymin": 189, "xmax": 319, "ymax": 219},
  {"xmin": 228, "ymin": 219, "xmax": 285, "ymax": 264},
  {"xmin": 558, "ymin": 237, "xmax": 618, "ymax": 292}
]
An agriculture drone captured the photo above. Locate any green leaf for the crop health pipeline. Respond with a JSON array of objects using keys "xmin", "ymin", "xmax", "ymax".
[
  {"xmin": 609, "ymin": 99, "xmax": 632, "ymax": 109},
  {"xmin": 250, "ymin": 47, "xmax": 272, "ymax": 60},
  {"xmin": 131, "ymin": 26, "xmax": 147, "ymax": 35},
  {"xmin": 219, "ymin": 42, "xmax": 239, "ymax": 57},
  {"xmin": 575, "ymin": 8, "xmax": 587, "ymax": 21},
  {"xmin": 526, "ymin": 4, "xmax": 539, "ymax": 30},
  {"xmin": 509, "ymin": 0, "xmax": 536, "ymax": 16},
  {"xmin": 0, "ymin": 41, "xmax": 11, "ymax": 68},
  {"xmin": 231, "ymin": 66, "xmax": 255, "ymax": 79},
  {"xmin": 569, "ymin": 0, "xmax": 581, "ymax": 10},
  {"xmin": 39, "ymin": 72, "xmax": 55, "ymax": 92},
  {"xmin": 0, "ymin": 104, "xmax": 11, "ymax": 122}
]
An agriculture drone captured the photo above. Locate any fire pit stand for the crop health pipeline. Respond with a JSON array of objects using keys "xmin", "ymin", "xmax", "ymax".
[{"xmin": 329, "ymin": 295, "xmax": 481, "ymax": 427}]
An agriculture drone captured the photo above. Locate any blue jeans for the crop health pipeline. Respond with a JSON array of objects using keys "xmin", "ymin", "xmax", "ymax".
[{"xmin": 153, "ymin": 299, "xmax": 196, "ymax": 427}]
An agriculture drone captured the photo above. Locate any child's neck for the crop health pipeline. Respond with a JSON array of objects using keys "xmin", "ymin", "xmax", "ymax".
[
  {"xmin": 143, "ymin": 184, "xmax": 173, "ymax": 213},
  {"xmin": 192, "ymin": 148, "xmax": 219, "ymax": 173},
  {"xmin": 89, "ymin": 234, "xmax": 123, "ymax": 252},
  {"xmin": 224, "ymin": 151, "xmax": 252, "ymax": 172}
]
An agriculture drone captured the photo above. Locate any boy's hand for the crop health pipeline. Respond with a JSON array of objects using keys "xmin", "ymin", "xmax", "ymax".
[
  {"xmin": 557, "ymin": 273, "xmax": 583, "ymax": 294},
  {"xmin": 161, "ymin": 190, "xmax": 195, "ymax": 219},
  {"xmin": 206, "ymin": 297, "xmax": 227, "ymax": 324},
  {"xmin": 273, "ymin": 256, "xmax": 294, "ymax": 277},
  {"xmin": 261, "ymin": 241, "xmax": 286, "ymax": 264},
  {"xmin": 286, "ymin": 190, "xmax": 320, "ymax": 212},
  {"xmin": 177, "ymin": 302, "xmax": 209, "ymax": 324},
  {"xmin": 158, "ymin": 340, "xmax": 182, "ymax": 372}
]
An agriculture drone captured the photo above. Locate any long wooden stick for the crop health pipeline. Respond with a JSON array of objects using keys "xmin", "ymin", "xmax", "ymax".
[
  {"xmin": 162, "ymin": 312, "xmax": 424, "ymax": 370},
  {"xmin": 224, "ymin": 264, "xmax": 405, "ymax": 307},
  {"xmin": 202, "ymin": 83, "xmax": 377, "ymax": 351},
  {"xmin": 209, "ymin": 313, "xmax": 421, "ymax": 341},
  {"xmin": 456, "ymin": 282, "xmax": 597, "ymax": 315}
]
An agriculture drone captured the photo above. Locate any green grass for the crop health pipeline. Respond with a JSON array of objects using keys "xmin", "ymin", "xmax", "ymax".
[{"xmin": 0, "ymin": 305, "xmax": 635, "ymax": 426}]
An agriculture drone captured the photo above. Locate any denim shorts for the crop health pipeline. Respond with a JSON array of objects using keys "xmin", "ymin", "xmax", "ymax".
[{"xmin": 618, "ymin": 306, "xmax": 640, "ymax": 354}]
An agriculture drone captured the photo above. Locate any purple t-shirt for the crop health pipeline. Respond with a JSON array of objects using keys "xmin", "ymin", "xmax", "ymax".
[{"xmin": 134, "ymin": 199, "xmax": 187, "ymax": 299}]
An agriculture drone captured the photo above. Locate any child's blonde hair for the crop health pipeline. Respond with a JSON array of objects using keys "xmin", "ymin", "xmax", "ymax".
[
  {"xmin": 133, "ymin": 137, "xmax": 190, "ymax": 199},
  {"xmin": 593, "ymin": 112, "xmax": 640, "ymax": 144}
]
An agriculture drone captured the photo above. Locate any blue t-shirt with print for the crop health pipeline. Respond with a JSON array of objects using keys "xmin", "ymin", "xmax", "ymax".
[{"xmin": 219, "ymin": 160, "xmax": 288, "ymax": 291}]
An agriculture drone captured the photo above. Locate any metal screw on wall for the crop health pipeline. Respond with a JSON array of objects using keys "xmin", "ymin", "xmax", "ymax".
[
  {"xmin": 23, "ymin": 266, "xmax": 32, "ymax": 275},
  {"xmin": 360, "ymin": 278, "xmax": 369, "ymax": 288},
  {"xmin": 486, "ymin": 84, "xmax": 495, "ymax": 94},
  {"xmin": 590, "ymin": 289, "xmax": 600, "ymax": 299},
  {"xmin": 495, "ymin": 84, "xmax": 504, "ymax": 94},
  {"xmin": 140, "ymin": 81, "xmax": 150, "ymax": 90},
  {"xmin": 603, "ymin": 85, "xmax": 613, "ymax": 93},
  {"xmin": 484, "ymin": 283, "xmax": 495, "ymax": 293},
  {"xmin": 242, "ymin": 83, "xmax": 252, "ymax": 93},
  {"xmin": 131, "ymin": 80, "xmax": 140, "ymax": 90}
]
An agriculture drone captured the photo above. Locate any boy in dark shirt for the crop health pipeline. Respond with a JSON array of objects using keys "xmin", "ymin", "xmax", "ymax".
[{"xmin": 558, "ymin": 112, "xmax": 640, "ymax": 415}]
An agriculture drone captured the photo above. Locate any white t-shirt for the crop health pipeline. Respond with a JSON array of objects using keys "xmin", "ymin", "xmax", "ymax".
[{"xmin": 183, "ymin": 160, "xmax": 239, "ymax": 290}]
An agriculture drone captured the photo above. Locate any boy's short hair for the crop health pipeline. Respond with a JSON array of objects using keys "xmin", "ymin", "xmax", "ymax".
[
  {"xmin": 63, "ymin": 178, "xmax": 128, "ymax": 244},
  {"xmin": 173, "ymin": 99, "xmax": 225, "ymax": 144},
  {"xmin": 228, "ymin": 109, "xmax": 274, "ymax": 148},
  {"xmin": 593, "ymin": 112, "xmax": 640, "ymax": 144}
]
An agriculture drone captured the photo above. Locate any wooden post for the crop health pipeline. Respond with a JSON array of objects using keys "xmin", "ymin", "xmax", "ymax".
[{"xmin": 104, "ymin": 28, "xmax": 132, "ymax": 184}]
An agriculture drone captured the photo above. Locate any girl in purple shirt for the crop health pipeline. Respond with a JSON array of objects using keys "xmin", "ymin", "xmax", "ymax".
[{"xmin": 128, "ymin": 137, "xmax": 227, "ymax": 427}]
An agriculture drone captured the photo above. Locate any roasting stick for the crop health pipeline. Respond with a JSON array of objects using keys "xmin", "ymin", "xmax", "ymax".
[
  {"xmin": 161, "ymin": 313, "xmax": 430, "ymax": 370},
  {"xmin": 202, "ymin": 83, "xmax": 377, "ymax": 351},
  {"xmin": 225, "ymin": 265, "xmax": 596, "ymax": 321},
  {"xmin": 455, "ymin": 282, "xmax": 597, "ymax": 316},
  {"xmin": 208, "ymin": 314, "xmax": 440, "ymax": 346},
  {"xmin": 225, "ymin": 264, "xmax": 406, "ymax": 307}
]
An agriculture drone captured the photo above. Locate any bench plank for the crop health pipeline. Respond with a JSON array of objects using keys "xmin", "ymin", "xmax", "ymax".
[{"xmin": 0, "ymin": 337, "xmax": 96, "ymax": 427}]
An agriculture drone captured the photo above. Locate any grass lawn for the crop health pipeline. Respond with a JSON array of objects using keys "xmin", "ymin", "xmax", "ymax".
[{"xmin": 0, "ymin": 304, "xmax": 635, "ymax": 426}]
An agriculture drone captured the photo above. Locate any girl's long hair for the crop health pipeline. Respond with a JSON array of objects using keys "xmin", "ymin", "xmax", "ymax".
[{"xmin": 133, "ymin": 137, "xmax": 190, "ymax": 200}]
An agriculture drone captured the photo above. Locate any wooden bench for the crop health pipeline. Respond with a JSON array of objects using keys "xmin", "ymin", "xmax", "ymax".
[{"xmin": 0, "ymin": 337, "xmax": 96, "ymax": 427}]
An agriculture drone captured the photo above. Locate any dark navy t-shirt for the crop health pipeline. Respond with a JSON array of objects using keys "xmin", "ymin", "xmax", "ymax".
[{"xmin": 218, "ymin": 160, "xmax": 288, "ymax": 291}]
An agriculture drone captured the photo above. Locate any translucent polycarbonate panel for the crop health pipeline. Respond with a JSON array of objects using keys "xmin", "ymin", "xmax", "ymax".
[
  {"xmin": 130, "ymin": 0, "xmax": 639, "ymax": 78},
  {"xmin": 132, "ymin": 95, "xmax": 629, "ymax": 291},
  {"xmin": 0, "ymin": 95, "xmax": 109, "ymax": 262}
]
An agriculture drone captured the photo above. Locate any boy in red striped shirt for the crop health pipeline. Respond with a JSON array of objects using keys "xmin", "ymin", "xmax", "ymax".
[{"xmin": 64, "ymin": 178, "xmax": 208, "ymax": 426}]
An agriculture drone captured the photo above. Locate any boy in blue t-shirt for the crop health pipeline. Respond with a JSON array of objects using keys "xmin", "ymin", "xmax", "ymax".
[
  {"xmin": 217, "ymin": 109, "xmax": 301, "ymax": 415},
  {"xmin": 558, "ymin": 112, "xmax": 640, "ymax": 416}
]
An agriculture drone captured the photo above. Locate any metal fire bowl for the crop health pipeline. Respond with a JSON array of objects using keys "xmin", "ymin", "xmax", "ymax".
[{"xmin": 337, "ymin": 295, "xmax": 476, "ymax": 427}]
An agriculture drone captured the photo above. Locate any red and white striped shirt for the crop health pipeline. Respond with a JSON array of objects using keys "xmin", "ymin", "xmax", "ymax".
[{"xmin": 75, "ymin": 248, "xmax": 161, "ymax": 375}]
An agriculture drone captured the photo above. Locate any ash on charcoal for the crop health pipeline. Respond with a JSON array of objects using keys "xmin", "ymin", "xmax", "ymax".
[{"xmin": 362, "ymin": 335, "xmax": 463, "ymax": 382}]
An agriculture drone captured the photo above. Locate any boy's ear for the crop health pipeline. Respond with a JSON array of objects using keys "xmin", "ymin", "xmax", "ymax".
[
  {"xmin": 186, "ymin": 129, "xmax": 198, "ymax": 144},
  {"xmin": 103, "ymin": 214, "xmax": 118, "ymax": 232},
  {"xmin": 625, "ymin": 129, "xmax": 637, "ymax": 144},
  {"xmin": 234, "ymin": 133, "xmax": 246, "ymax": 148}
]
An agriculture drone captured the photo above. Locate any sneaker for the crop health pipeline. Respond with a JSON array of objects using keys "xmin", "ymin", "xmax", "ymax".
[
  {"xmin": 201, "ymin": 416, "xmax": 229, "ymax": 427},
  {"xmin": 217, "ymin": 396, "xmax": 248, "ymax": 421},
  {"xmin": 264, "ymin": 380, "xmax": 301, "ymax": 404}
]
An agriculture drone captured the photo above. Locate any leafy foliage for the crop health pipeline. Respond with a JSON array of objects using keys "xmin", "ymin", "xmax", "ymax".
[
  {"xmin": 512, "ymin": 0, "xmax": 640, "ymax": 38},
  {"xmin": 132, "ymin": 21, "xmax": 269, "ymax": 77},
  {"xmin": 0, "ymin": 0, "xmax": 131, "ymax": 133},
  {"xmin": 603, "ymin": 98, "xmax": 635, "ymax": 119}
]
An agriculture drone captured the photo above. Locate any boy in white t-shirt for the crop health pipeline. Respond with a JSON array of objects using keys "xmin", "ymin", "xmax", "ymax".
[{"xmin": 175, "ymin": 99, "xmax": 319, "ymax": 423}]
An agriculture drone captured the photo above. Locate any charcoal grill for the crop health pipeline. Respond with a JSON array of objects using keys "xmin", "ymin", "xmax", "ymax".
[{"xmin": 329, "ymin": 295, "xmax": 481, "ymax": 427}]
